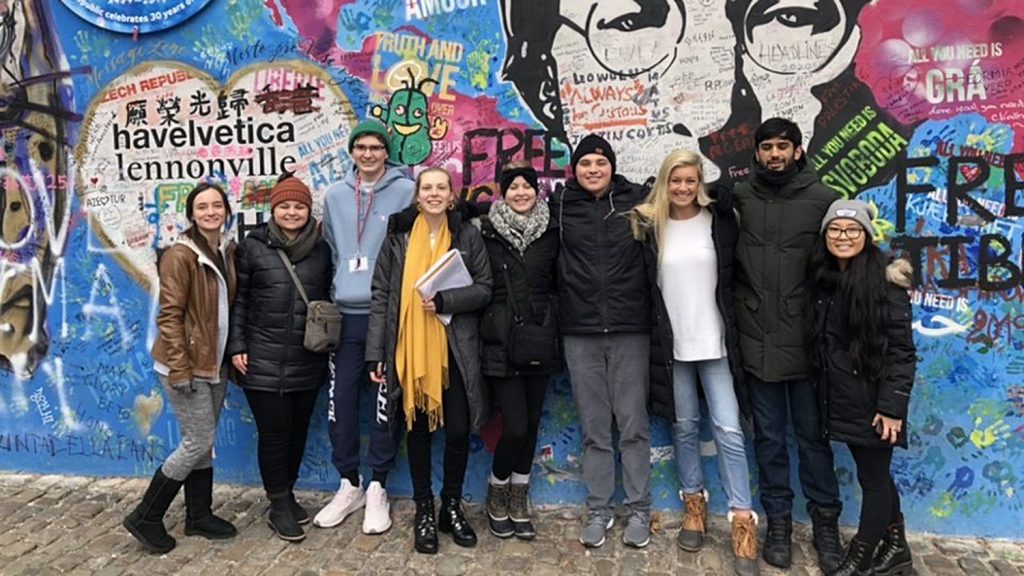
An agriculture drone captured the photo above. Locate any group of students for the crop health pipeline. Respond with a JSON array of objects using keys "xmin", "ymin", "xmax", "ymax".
[{"xmin": 122, "ymin": 117, "xmax": 916, "ymax": 576}]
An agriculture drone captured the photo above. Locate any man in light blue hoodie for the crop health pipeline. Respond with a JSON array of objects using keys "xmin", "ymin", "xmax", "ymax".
[{"xmin": 314, "ymin": 120, "xmax": 415, "ymax": 535}]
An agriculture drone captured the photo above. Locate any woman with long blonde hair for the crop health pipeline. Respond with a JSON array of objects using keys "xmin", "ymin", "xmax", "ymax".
[{"xmin": 632, "ymin": 150, "xmax": 759, "ymax": 576}]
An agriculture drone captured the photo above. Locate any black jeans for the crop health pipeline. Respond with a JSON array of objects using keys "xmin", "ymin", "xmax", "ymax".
[
  {"xmin": 491, "ymin": 374, "xmax": 549, "ymax": 479},
  {"xmin": 747, "ymin": 374, "xmax": 842, "ymax": 518},
  {"xmin": 407, "ymin": 352, "xmax": 470, "ymax": 502},
  {"xmin": 244, "ymin": 388, "xmax": 320, "ymax": 495},
  {"xmin": 849, "ymin": 444, "xmax": 901, "ymax": 547}
]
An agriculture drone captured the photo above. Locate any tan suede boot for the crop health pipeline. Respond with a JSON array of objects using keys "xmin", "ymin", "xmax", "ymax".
[
  {"xmin": 730, "ymin": 511, "xmax": 760, "ymax": 576},
  {"xmin": 676, "ymin": 490, "xmax": 708, "ymax": 551}
]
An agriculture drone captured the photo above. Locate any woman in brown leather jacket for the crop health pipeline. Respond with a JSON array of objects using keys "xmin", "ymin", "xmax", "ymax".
[{"xmin": 123, "ymin": 183, "xmax": 239, "ymax": 554}]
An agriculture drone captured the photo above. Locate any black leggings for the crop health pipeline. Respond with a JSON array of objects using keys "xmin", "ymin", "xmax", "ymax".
[
  {"xmin": 244, "ymin": 388, "xmax": 320, "ymax": 495},
  {"xmin": 407, "ymin": 352, "xmax": 470, "ymax": 502},
  {"xmin": 491, "ymin": 374, "xmax": 549, "ymax": 480},
  {"xmin": 848, "ymin": 444, "xmax": 902, "ymax": 548}
]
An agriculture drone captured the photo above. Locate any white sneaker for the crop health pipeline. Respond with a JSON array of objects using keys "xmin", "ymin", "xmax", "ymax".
[
  {"xmin": 362, "ymin": 481, "xmax": 392, "ymax": 535},
  {"xmin": 313, "ymin": 477, "xmax": 365, "ymax": 528}
]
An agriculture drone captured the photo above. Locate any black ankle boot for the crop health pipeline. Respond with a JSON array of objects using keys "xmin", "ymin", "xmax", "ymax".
[
  {"xmin": 811, "ymin": 506, "xmax": 844, "ymax": 572},
  {"xmin": 762, "ymin": 516, "xmax": 792, "ymax": 568},
  {"xmin": 184, "ymin": 468, "xmax": 237, "ymax": 539},
  {"xmin": 827, "ymin": 537, "xmax": 876, "ymax": 576},
  {"xmin": 874, "ymin": 514, "xmax": 912, "ymax": 576},
  {"xmin": 123, "ymin": 467, "xmax": 184, "ymax": 554},
  {"xmin": 268, "ymin": 493, "xmax": 305, "ymax": 542},
  {"xmin": 414, "ymin": 498, "xmax": 438, "ymax": 554},
  {"xmin": 438, "ymin": 495, "xmax": 477, "ymax": 547},
  {"xmin": 287, "ymin": 487, "xmax": 309, "ymax": 526}
]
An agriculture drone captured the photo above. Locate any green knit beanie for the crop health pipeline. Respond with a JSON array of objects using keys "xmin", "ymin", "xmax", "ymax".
[{"xmin": 348, "ymin": 120, "xmax": 393, "ymax": 158}]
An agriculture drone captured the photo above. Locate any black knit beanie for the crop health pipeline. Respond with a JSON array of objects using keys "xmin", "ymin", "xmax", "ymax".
[{"xmin": 571, "ymin": 134, "xmax": 616, "ymax": 175}]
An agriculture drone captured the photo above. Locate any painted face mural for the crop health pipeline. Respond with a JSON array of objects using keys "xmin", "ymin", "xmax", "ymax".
[
  {"xmin": 500, "ymin": 0, "xmax": 865, "ymax": 182},
  {"xmin": 0, "ymin": 0, "xmax": 78, "ymax": 379}
]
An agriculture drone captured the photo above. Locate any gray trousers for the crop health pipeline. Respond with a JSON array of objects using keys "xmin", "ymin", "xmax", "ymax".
[
  {"xmin": 564, "ymin": 333, "xmax": 652, "ymax": 514},
  {"xmin": 159, "ymin": 375, "xmax": 227, "ymax": 481}
]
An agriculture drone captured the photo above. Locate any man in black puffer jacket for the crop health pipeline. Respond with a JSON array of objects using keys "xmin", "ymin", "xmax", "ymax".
[
  {"xmin": 553, "ymin": 134, "xmax": 653, "ymax": 550},
  {"xmin": 732, "ymin": 118, "xmax": 842, "ymax": 572}
]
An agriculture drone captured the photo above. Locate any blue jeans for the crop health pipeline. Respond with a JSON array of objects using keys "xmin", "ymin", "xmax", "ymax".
[
  {"xmin": 747, "ymin": 373, "xmax": 841, "ymax": 518},
  {"xmin": 671, "ymin": 358, "xmax": 752, "ymax": 510}
]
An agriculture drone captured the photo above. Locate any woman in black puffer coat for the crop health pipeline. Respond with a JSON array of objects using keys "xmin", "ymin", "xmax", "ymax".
[
  {"xmin": 806, "ymin": 199, "xmax": 916, "ymax": 576},
  {"xmin": 480, "ymin": 162, "xmax": 559, "ymax": 541},
  {"xmin": 227, "ymin": 174, "xmax": 332, "ymax": 543}
]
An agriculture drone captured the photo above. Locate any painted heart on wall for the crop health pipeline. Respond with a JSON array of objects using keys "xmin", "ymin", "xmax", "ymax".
[{"xmin": 74, "ymin": 61, "xmax": 358, "ymax": 290}]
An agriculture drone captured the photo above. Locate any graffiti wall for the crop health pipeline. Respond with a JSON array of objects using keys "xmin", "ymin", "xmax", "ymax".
[{"xmin": 1, "ymin": 0, "xmax": 1023, "ymax": 538}]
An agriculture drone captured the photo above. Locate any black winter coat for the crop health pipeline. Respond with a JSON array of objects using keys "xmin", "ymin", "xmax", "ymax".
[
  {"xmin": 552, "ymin": 175, "xmax": 651, "ymax": 334},
  {"xmin": 646, "ymin": 186, "xmax": 749, "ymax": 421},
  {"xmin": 480, "ymin": 215, "xmax": 559, "ymax": 378},
  {"xmin": 733, "ymin": 162, "xmax": 839, "ymax": 382},
  {"xmin": 365, "ymin": 204, "xmax": 493, "ymax": 432},
  {"xmin": 227, "ymin": 224, "xmax": 333, "ymax": 393},
  {"xmin": 813, "ymin": 263, "xmax": 916, "ymax": 448}
]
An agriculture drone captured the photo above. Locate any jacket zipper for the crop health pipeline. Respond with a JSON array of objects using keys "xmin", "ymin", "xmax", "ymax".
[{"xmin": 597, "ymin": 195, "xmax": 609, "ymax": 332}]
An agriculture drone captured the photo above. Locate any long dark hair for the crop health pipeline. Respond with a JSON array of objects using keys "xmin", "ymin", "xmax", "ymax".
[{"xmin": 805, "ymin": 236, "xmax": 889, "ymax": 387}]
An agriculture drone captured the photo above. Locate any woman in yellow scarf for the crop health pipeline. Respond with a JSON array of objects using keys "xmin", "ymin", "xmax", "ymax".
[{"xmin": 365, "ymin": 167, "xmax": 493, "ymax": 554}]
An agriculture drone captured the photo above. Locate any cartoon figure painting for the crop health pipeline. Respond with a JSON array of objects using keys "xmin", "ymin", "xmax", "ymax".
[{"xmin": 370, "ymin": 68, "xmax": 449, "ymax": 165}]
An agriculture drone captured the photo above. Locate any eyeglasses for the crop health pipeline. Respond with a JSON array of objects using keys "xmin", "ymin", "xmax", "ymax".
[
  {"xmin": 826, "ymin": 226, "xmax": 863, "ymax": 240},
  {"xmin": 353, "ymin": 144, "xmax": 386, "ymax": 153}
]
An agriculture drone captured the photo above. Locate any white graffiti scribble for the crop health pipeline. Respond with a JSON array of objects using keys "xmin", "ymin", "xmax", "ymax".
[{"xmin": 913, "ymin": 314, "xmax": 970, "ymax": 337}]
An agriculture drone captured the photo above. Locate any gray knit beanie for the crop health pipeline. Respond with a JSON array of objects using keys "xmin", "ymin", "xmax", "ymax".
[{"xmin": 821, "ymin": 198, "xmax": 876, "ymax": 236}]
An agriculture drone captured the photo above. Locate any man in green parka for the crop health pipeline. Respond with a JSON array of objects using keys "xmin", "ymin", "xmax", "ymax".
[{"xmin": 732, "ymin": 118, "xmax": 843, "ymax": 572}]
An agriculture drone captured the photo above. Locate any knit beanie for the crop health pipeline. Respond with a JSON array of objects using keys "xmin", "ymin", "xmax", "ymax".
[
  {"xmin": 348, "ymin": 119, "xmax": 393, "ymax": 157},
  {"xmin": 821, "ymin": 198, "xmax": 876, "ymax": 236},
  {"xmin": 500, "ymin": 164, "xmax": 540, "ymax": 194},
  {"xmin": 270, "ymin": 176, "xmax": 312, "ymax": 210},
  {"xmin": 571, "ymin": 134, "xmax": 616, "ymax": 175}
]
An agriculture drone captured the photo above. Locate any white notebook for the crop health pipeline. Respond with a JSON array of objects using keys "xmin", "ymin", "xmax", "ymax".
[{"xmin": 415, "ymin": 249, "xmax": 473, "ymax": 325}]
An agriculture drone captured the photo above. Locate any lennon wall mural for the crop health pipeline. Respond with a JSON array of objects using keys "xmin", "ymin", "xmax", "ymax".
[{"xmin": 1, "ymin": 0, "xmax": 1023, "ymax": 538}]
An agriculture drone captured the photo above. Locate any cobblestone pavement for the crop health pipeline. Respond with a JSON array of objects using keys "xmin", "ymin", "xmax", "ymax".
[{"xmin": 2, "ymin": 473, "xmax": 1023, "ymax": 576}]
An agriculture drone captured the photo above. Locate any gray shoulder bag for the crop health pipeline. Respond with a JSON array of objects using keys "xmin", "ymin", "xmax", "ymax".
[{"xmin": 276, "ymin": 250, "xmax": 342, "ymax": 353}]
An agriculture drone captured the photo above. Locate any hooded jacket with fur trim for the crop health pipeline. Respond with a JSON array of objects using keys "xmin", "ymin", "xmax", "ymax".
[{"xmin": 812, "ymin": 259, "xmax": 917, "ymax": 448}]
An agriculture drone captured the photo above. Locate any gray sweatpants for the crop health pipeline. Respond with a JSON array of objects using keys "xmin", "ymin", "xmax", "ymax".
[
  {"xmin": 564, "ymin": 333, "xmax": 652, "ymax": 514},
  {"xmin": 159, "ymin": 375, "xmax": 227, "ymax": 481}
]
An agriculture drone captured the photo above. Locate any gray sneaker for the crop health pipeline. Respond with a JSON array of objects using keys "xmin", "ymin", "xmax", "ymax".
[
  {"xmin": 579, "ymin": 512, "xmax": 614, "ymax": 548},
  {"xmin": 622, "ymin": 511, "xmax": 651, "ymax": 548}
]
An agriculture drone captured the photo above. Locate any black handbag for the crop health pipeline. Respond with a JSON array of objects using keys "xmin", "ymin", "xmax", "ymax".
[
  {"xmin": 277, "ymin": 250, "xmax": 342, "ymax": 353},
  {"xmin": 502, "ymin": 264, "xmax": 559, "ymax": 371}
]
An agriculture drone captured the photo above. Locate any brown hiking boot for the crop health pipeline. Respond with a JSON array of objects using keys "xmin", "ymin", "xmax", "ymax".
[
  {"xmin": 676, "ymin": 490, "xmax": 707, "ymax": 551},
  {"xmin": 731, "ymin": 511, "xmax": 760, "ymax": 576}
]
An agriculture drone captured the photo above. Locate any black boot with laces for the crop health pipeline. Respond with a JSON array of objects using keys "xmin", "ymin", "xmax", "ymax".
[
  {"xmin": 827, "ymin": 537, "xmax": 876, "ymax": 576},
  {"xmin": 438, "ymin": 495, "xmax": 477, "ymax": 547},
  {"xmin": 413, "ymin": 498, "xmax": 438, "ymax": 554},
  {"xmin": 874, "ymin": 514, "xmax": 912, "ymax": 575},
  {"xmin": 811, "ymin": 506, "xmax": 844, "ymax": 572},
  {"xmin": 763, "ymin": 516, "xmax": 792, "ymax": 568}
]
